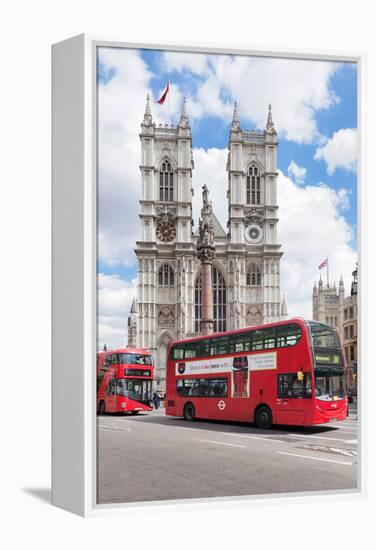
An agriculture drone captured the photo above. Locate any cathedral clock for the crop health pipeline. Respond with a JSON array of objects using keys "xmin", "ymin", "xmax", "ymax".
[
  {"xmin": 245, "ymin": 224, "xmax": 263, "ymax": 244},
  {"xmin": 156, "ymin": 219, "xmax": 176, "ymax": 242}
]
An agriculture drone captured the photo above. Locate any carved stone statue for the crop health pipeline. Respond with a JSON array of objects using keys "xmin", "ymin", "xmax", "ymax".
[
  {"xmin": 202, "ymin": 184, "xmax": 209, "ymax": 209},
  {"xmin": 197, "ymin": 185, "xmax": 215, "ymax": 263}
]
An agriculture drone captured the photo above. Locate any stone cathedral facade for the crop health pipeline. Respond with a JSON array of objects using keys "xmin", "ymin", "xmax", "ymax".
[{"xmin": 128, "ymin": 96, "xmax": 287, "ymax": 388}]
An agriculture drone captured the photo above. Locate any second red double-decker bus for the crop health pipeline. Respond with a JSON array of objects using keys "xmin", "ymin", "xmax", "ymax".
[
  {"xmin": 97, "ymin": 347, "xmax": 154, "ymax": 415},
  {"xmin": 166, "ymin": 318, "xmax": 347, "ymax": 428}
]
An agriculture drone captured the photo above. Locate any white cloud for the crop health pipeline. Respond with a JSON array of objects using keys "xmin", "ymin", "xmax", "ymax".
[
  {"xmin": 97, "ymin": 48, "xmax": 345, "ymax": 270},
  {"xmin": 190, "ymin": 150, "xmax": 356, "ymax": 321},
  {"xmin": 192, "ymin": 148, "xmax": 228, "ymax": 230},
  {"xmin": 278, "ymin": 171, "xmax": 356, "ymax": 317},
  {"xmin": 97, "ymin": 49, "xmax": 192, "ymax": 268},
  {"xmin": 314, "ymin": 128, "xmax": 358, "ymax": 174},
  {"xmin": 287, "ymin": 161, "xmax": 307, "ymax": 185},
  {"xmin": 97, "ymin": 48, "xmax": 356, "ymax": 344},
  {"xmin": 97, "ymin": 48, "xmax": 152, "ymax": 267},
  {"xmin": 162, "ymin": 52, "xmax": 340, "ymax": 143},
  {"xmin": 97, "ymin": 273, "xmax": 137, "ymax": 349},
  {"xmin": 162, "ymin": 51, "xmax": 210, "ymax": 76}
]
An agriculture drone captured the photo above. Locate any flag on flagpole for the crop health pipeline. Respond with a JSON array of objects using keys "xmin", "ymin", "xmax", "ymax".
[
  {"xmin": 156, "ymin": 81, "xmax": 170, "ymax": 105},
  {"xmin": 318, "ymin": 258, "xmax": 328, "ymax": 269}
]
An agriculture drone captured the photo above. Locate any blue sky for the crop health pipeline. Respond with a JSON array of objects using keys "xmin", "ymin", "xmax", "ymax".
[{"xmin": 96, "ymin": 47, "xmax": 358, "ymax": 348}]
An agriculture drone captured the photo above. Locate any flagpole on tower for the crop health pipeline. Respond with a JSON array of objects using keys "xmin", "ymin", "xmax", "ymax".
[
  {"xmin": 168, "ymin": 80, "xmax": 170, "ymax": 126},
  {"xmin": 327, "ymin": 258, "xmax": 329, "ymax": 286}
]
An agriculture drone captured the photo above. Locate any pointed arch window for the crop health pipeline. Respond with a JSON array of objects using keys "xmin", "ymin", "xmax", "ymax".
[
  {"xmin": 159, "ymin": 161, "xmax": 174, "ymax": 202},
  {"xmin": 246, "ymin": 263, "xmax": 262, "ymax": 286},
  {"xmin": 246, "ymin": 165, "xmax": 261, "ymax": 205},
  {"xmin": 158, "ymin": 264, "xmax": 174, "ymax": 287},
  {"xmin": 194, "ymin": 267, "xmax": 227, "ymax": 333}
]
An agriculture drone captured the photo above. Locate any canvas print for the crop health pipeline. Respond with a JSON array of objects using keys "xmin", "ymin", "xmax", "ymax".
[{"xmin": 96, "ymin": 46, "xmax": 358, "ymax": 505}]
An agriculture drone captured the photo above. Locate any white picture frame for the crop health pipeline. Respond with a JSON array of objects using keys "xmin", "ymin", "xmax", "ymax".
[{"xmin": 52, "ymin": 34, "xmax": 366, "ymax": 517}]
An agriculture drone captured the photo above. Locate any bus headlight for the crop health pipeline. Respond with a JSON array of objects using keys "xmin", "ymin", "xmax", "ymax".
[{"xmin": 121, "ymin": 403, "xmax": 127, "ymax": 409}]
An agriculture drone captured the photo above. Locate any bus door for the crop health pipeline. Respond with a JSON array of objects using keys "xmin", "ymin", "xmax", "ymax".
[
  {"xmin": 230, "ymin": 358, "xmax": 250, "ymax": 421},
  {"xmin": 202, "ymin": 376, "xmax": 231, "ymax": 420},
  {"xmin": 105, "ymin": 377, "xmax": 118, "ymax": 413},
  {"xmin": 275, "ymin": 372, "xmax": 311, "ymax": 425}
]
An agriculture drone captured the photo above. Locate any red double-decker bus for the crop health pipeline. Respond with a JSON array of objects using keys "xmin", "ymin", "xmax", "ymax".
[
  {"xmin": 166, "ymin": 318, "xmax": 348, "ymax": 428},
  {"xmin": 97, "ymin": 347, "xmax": 154, "ymax": 415}
]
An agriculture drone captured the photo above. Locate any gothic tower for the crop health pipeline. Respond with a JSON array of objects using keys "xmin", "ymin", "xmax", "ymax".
[
  {"xmin": 132, "ymin": 96, "xmax": 195, "ymax": 386},
  {"xmin": 128, "ymin": 99, "xmax": 286, "ymax": 389},
  {"xmin": 226, "ymin": 103, "xmax": 283, "ymax": 327},
  {"xmin": 312, "ymin": 275, "xmax": 344, "ymax": 334}
]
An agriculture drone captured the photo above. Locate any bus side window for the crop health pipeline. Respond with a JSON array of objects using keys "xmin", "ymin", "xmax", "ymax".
[
  {"xmin": 171, "ymin": 346, "xmax": 184, "ymax": 360},
  {"xmin": 278, "ymin": 373, "xmax": 311, "ymax": 398},
  {"xmin": 276, "ymin": 324, "xmax": 302, "ymax": 347},
  {"xmin": 210, "ymin": 336, "xmax": 229, "ymax": 356},
  {"xmin": 199, "ymin": 340, "xmax": 211, "ymax": 357},
  {"xmin": 230, "ymin": 332, "xmax": 251, "ymax": 353},
  {"xmin": 184, "ymin": 342, "xmax": 198, "ymax": 359},
  {"xmin": 251, "ymin": 328, "xmax": 275, "ymax": 351}
]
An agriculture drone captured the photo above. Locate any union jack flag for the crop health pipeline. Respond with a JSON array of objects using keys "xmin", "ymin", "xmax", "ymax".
[
  {"xmin": 318, "ymin": 258, "xmax": 328, "ymax": 269},
  {"xmin": 156, "ymin": 81, "xmax": 170, "ymax": 105}
]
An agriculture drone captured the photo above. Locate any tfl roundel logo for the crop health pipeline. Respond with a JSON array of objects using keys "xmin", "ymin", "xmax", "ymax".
[{"xmin": 178, "ymin": 362, "xmax": 186, "ymax": 374}]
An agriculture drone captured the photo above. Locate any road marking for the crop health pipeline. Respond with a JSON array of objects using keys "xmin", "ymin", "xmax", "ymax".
[
  {"xmin": 277, "ymin": 451, "xmax": 354, "ymax": 466},
  {"xmin": 195, "ymin": 438, "xmax": 246, "ymax": 448},
  {"xmin": 287, "ymin": 433, "xmax": 357, "ymax": 444},
  {"xmin": 333, "ymin": 427, "xmax": 358, "ymax": 432},
  {"xmin": 220, "ymin": 432, "xmax": 288, "ymax": 443},
  {"xmin": 98, "ymin": 425, "xmax": 131, "ymax": 431},
  {"xmin": 338, "ymin": 422, "xmax": 358, "ymax": 428}
]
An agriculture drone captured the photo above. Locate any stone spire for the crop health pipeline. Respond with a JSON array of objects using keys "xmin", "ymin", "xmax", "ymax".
[
  {"xmin": 281, "ymin": 294, "xmax": 288, "ymax": 317},
  {"xmin": 313, "ymin": 281, "xmax": 318, "ymax": 297},
  {"xmin": 142, "ymin": 93, "xmax": 153, "ymax": 127},
  {"xmin": 178, "ymin": 97, "xmax": 190, "ymax": 129},
  {"xmin": 231, "ymin": 100, "xmax": 240, "ymax": 131},
  {"xmin": 351, "ymin": 264, "xmax": 358, "ymax": 296},
  {"xmin": 127, "ymin": 297, "xmax": 138, "ymax": 347},
  {"xmin": 266, "ymin": 103, "xmax": 276, "ymax": 134}
]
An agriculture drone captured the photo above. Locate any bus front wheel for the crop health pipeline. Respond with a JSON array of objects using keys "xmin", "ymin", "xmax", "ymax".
[
  {"xmin": 255, "ymin": 405, "xmax": 272, "ymax": 429},
  {"xmin": 183, "ymin": 402, "xmax": 195, "ymax": 421},
  {"xmin": 98, "ymin": 401, "xmax": 105, "ymax": 415}
]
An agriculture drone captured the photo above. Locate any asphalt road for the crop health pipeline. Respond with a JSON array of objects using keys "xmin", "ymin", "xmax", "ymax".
[{"xmin": 97, "ymin": 403, "xmax": 359, "ymax": 504}]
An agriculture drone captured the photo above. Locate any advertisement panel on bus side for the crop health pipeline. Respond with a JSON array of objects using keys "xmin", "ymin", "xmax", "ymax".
[{"xmin": 175, "ymin": 352, "xmax": 277, "ymax": 376}]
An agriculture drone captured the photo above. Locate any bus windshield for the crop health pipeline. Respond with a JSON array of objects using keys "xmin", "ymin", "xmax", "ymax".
[
  {"xmin": 117, "ymin": 353, "xmax": 153, "ymax": 366},
  {"xmin": 116, "ymin": 379, "xmax": 152, "ymax": 402},
  {"xmin": 308, "ymin": 321, "xmax": 340, "ymax": 349},
  {"xmin": 314, "ymin": 367, "xmax": 346, "ymax": 401}
]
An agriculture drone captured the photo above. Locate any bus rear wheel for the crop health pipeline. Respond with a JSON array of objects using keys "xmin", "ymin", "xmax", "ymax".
[
  {"xmin": 183, "ymin": 402, "xmax": 195, "ymax": 421},
  {"xmin": 255, "ymin": 405, "xmax": 272, "ymax": 429},
  {"xmin": 98, "ymin": 401, "xmax": 105, "ymax": 415}
]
